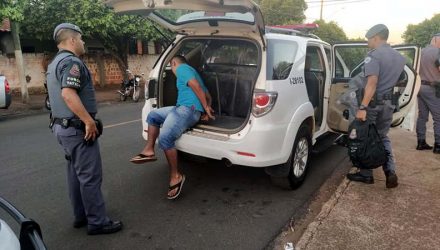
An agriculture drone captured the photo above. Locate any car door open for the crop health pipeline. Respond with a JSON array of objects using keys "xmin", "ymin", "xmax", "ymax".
[{"xmin": 327, "ymin": 43, "xmax": 419, "ymax": 133}]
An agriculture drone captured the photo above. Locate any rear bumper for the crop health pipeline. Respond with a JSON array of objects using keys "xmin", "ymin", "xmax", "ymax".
[{"xmin": 175, "ymin": 123, "xmax": 291, "ymax": 167}]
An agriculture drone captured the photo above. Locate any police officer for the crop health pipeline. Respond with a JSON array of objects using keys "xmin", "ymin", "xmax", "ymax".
[
  {"xmin": 347, "ymin": 24, "xmax": 406, "ymax": 188},
  {"xmin": 416, "ymin": 33, "xmax": 440, "ymax": 154},
  {"xmin": 47, "ymin": 23, "xmax": 122, "ymax": 235}
]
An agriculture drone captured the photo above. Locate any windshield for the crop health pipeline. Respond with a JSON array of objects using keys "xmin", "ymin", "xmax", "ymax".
[{"xmin": 155, "ymin": 10, "xmax": 255, "ymax": 24}]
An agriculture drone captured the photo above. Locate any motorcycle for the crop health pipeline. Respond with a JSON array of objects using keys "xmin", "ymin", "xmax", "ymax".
[{"xmin": 118, "ymin": 69, "xmax": 144, "ymax": 102}]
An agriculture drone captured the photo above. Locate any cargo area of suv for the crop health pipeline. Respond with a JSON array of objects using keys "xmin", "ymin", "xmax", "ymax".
[{"xmin": 158, "ymin": 37, "xmax": 261, "ymax": 133}]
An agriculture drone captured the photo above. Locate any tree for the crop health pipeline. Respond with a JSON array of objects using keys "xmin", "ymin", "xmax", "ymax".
[
  {"xmin": 20, "ymin": 0, "xmax": 162, "ymax": 73},
  {"xmin": 260, "ymin": 0, "xmax": 307, "ymax": 25},
  {"xmin": 403, "ymin": 14, "xmax": 440, "ymax": 47},
  {"xmin": 1, "ymin": 0, "xmax": 29, "ymax": 103},
  {"xmin": 311, "ymin": 20, "xmax": 347, "ymax": 44}
]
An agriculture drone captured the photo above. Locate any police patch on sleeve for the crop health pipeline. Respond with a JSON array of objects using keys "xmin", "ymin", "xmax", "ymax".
[
  {"xmin": 364, "ymin": 57, "xmax": 372, "ymax": 64},
  {"xmin": 69, "ymin": 64, "xmax": 80, "ymax": 77},
  {"xmin": 64, "ymin": 62, "xmax": 81, "ymax": 89}
]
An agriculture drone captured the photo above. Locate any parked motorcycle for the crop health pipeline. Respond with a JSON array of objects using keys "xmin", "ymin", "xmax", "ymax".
[{"xmin": 118, "ymin": 69, "xmax": 144, "ymax": 102}]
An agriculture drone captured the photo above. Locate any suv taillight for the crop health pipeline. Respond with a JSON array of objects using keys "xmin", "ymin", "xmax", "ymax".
[
  {"xmin": 252, "ymin": 91, "xmax": 278, "ymax": 117},
  {"xmin": 4, "ymin": 79, "xmax": 10, "ymax": 94}
]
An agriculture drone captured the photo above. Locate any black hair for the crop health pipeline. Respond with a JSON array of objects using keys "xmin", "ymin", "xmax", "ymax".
[
  {"xmin": 171, "ymin": 55, "xmax": 187, "ymax": 64},
  {"xmin": 55, "ymin": 29, "xmax": 80, "ymax": 45}
]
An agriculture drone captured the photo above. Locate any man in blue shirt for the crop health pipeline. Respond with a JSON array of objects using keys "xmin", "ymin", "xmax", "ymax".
[{"xmin": 130, "ymin": 55, "xmax": 214, "ymax": 199}]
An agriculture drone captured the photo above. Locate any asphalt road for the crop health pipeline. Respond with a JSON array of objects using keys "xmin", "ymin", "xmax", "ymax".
[{"xmin": 0, "ymin": 102, "xmax": 349, "ymax": 250}]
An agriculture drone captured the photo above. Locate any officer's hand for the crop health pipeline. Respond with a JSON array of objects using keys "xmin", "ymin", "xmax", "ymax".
[
  {"xmin": 84, "ymin": 119, "xmax": 98, "ymax": 141},
  {"xmin": 356, "ymin": 110, "xmax": 367, "ymax": 121}
]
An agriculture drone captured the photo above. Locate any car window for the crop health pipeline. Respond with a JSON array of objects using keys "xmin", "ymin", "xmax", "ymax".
[
  {"xmin": 334, "ymin": 46, "xmax": 369, "ymax": 78},
  {"xmin": 267, "ymin": 39, "xmax": 298, "ymax": 80},
  {"xmin": 306, "ymin": 46, "xmax": 325, "ymax": 72},
  {"xmin": 335, "ymin": 53, "xmax": 345, "ymax": 78},
  {"xmin": 174, "ymin": 39, "xmax": 258, "ymax": 69},
  {"xmin": 155, "ymin": 10, "xmax": 255, "ymax": 24},
  {"xmin": 396, "ymin": 48, "xmax": 416, "ymax": 67},
  {"xmin": 324, "ymin": 47, "xmax": 332, "ymax": 72}
]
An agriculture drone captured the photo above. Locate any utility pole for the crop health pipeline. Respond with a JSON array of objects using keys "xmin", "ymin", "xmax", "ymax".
[
  {"xmin": 10, "ymin": 21, "xmax": 28, "ymax": 104},
  {"xmin": 320, "ymin": 0, "xmax": 324, "ymax": 20}
]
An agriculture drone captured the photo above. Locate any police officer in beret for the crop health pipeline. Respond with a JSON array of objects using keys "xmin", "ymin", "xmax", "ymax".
[
  {"xmin": 47, "ymin": 23, "xmax": 122, "ymax": 235},
  {"xmin": 416, "ymin": 33, "xmax": 440, "ymax": 154},
  {"xmin": 347, "ymin": 24, "xmax": 406, "ymax": 188}
]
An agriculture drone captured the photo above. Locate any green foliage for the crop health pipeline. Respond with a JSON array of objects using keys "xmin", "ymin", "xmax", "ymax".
[
  {"xmin": 6, "ymin": 0, "xmax": 165, "ymax": 70},
  {"xmin": 260, "ymin": 0, "xmax": 307, "ymax": 25},
  {"xmin": 403, "ymin": 14, "xmax": 440, "ymax": 47},
  {"xmin": 336, "ymin": 46, "xmax": 369, "ymax": 75},
  {"xmin": 21, "ymin": 0, "xmax": 160, "ymax": 41},
  {"xmin": 0, "ymin": 0, "xmax": 25, "ymax": 22},
  {"xmin": 311, "ymin": 20, "xmax": 347, "ymax": 44}
]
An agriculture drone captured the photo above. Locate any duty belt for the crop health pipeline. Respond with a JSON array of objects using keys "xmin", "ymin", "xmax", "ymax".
[
  {"xmin": 368, "ymin": 90, "xmax": 397, "ymax": 108},
  {"xmin": 51, "ymin": 118, "xmax": 84, "ymax": 130}
]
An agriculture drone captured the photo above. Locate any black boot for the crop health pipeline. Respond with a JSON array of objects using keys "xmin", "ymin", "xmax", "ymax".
[
  {"xmin": 434, "ymin": 143, "xmax": 440, "ymax": 154},
  {"xmin": 347, "ymin": 172, "xmax": 374, "ymax": 184},
  {"xmin": 416, "ymin": 140, "xmax": 433, "ymax": 150}
]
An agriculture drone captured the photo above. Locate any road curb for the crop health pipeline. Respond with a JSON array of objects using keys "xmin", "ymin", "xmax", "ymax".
[{"xmin": 294, "ymin": 177, "xmax": 351, "ymax": 249}]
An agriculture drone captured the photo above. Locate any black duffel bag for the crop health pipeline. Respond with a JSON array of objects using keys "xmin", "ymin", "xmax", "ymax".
[{"xmin": 347, "ymin": 120, "xmax": 387, "ymax": 169}]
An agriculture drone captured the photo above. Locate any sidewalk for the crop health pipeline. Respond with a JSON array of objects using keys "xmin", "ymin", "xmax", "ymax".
[
  {"xmin": 0, "ymin": 84, "xmax": 124, "ymax": 118},
  {"xmin": 290, "ymin": 128, "xmax": 440, "ymax": 250}
]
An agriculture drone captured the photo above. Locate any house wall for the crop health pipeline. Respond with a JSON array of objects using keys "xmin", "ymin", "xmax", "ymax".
[{"xmin": 0, "ymin": 53, "xmax": 159, "ymax": 91}]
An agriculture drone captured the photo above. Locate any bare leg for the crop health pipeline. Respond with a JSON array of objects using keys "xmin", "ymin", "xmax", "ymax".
[
  {"xmin": 164, "ymin": 148, "xmax": 183, "ymax": 197},
  {"xmin": 140, "ymin": 125, "xmax": 159, "ymax": 156}
]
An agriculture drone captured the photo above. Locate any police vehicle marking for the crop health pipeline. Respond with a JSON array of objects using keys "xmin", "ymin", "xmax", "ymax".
[{"xmin": 290, "ymin": 76, "xmax": 304, "ymax": 85}]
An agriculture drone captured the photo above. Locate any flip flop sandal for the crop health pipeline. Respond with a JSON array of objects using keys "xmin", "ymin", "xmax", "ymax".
[
  {"xmin": 167, "ymin": 175, "xmax": 186, "ymax": 200},
  {"xmin": 129, "ymin": 153, "xmax": 157, "ymax": 164}
]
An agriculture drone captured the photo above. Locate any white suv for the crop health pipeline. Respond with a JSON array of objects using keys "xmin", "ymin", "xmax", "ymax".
[
  {"xmin": 107, "ymin": 0, "xmax": 419, "ymax": 189},
  {"xmin": 0, "ymin": 75, "xmax": 11, "ymax": 109}
]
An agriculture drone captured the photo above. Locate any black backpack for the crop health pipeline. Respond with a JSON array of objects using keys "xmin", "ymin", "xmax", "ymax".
[{"xmin": 347, "ymin": 120, "xmax": 388, "ymax": 169}]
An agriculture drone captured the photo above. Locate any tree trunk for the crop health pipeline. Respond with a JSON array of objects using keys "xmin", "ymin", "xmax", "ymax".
[{"xmin": 11, "ymin": 21, "xmax": 28, "ymax": 104}]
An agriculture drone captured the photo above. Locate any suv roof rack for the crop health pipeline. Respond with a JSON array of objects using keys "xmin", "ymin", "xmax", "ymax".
[{"xmin": 265, "ymin": 24, "xmax": 321, "ymax": 40}]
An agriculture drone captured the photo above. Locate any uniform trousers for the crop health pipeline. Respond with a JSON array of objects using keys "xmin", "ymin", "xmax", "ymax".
[
  {"xmin": 53, "ymin": 124, "xmax": 109, "ymax": 228},
  {"xmin": 416, "ymin": 84, "xmax": 440, "ymax": 143}
]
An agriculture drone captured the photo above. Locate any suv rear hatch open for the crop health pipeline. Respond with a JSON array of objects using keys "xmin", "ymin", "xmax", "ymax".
[
  {"xmin": 160, "ymin": 36, "xmax": 261, "ymax": 133},
  {"xmin": 106, "ymin": 0, "xmax": 266, "ymax": 133}
]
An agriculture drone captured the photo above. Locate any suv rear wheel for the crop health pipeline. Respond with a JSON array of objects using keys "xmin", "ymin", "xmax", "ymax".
[
  {"xmin": 270, "ymin": 124, "xmax": 312, "ymax": 190},
  {"xmin": 287, "ymin": 125, "xmax": 312, "ymax": 189}
]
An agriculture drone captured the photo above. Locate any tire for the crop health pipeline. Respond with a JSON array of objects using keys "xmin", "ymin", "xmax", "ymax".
[
  {"xmin": 120, "ymin": 93, "xmax": 127, "ymax": 101},
  {"xmin": 45, "ymin": 96, "xmax": 51, "ymax": 110},
  {"xmin": 287, "ymin": 125, "xmax": 312, "ymax": 189},
  {"xmin": 132, "ymin": 87, "xmax": 140, "ymax": 102}
]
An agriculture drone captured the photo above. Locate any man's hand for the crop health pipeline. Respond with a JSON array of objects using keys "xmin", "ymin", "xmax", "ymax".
[
  {"xmin": 201, "ymin": 105, "xmax": 215, "ymax": 121},
  {"xmin": 84, "ymin": 119, "xmax": 99, "ymax": 141},
  {"xmin": 356, "ymin": 109, "xmax": 367, "ymax": 121}
]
